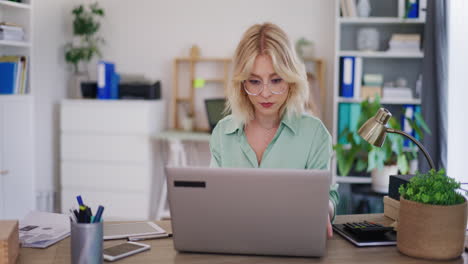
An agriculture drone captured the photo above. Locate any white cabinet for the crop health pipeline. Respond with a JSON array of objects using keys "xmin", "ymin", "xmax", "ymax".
[
  {"xmin": 60, "ymin": 99, "xmax": 166, "ymax": 220},
  {"xmin": 0, "ymin": 97, "xmax": 35, "ymax": 219}
]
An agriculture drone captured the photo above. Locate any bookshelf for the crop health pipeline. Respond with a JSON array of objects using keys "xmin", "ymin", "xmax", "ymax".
[
  {"xmin": 172, "ymin": 55, "xmax": 231, "ymax": 132},
  {"xmin": 333, "ymin": 0, "xmax": 426, "ymax": 214},
  {"xmin": 0, "ymin": 0, "xmax": 35, "ymax": 220}
]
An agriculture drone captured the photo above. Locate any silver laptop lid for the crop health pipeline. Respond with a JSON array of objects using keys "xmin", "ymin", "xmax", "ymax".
[{"xmin": 166, "ymin": 166, "xmax": 330, "ymax": 257}]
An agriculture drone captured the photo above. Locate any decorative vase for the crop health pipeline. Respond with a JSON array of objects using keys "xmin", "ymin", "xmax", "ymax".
[
  {"xmin": 69, "ymin": 72, "xmax": 88, "ymax": 99},
  {"xmin": 181, "ymin": 116, "xmax": 194, "ymax": 131},
  {"xmin": 398, "ymin": 197, "xmax": 467, "ymax": 260},
  {"xmin": 357, "ymin": 0, "xmax": 371, "ymax": 17},
  {"xmin": 357, "ymin": 27, "xmax": 379, "ymax": 51},
  {"xmin": 371, "ymin": 165, "xmax": 398, "ymax": 193}
]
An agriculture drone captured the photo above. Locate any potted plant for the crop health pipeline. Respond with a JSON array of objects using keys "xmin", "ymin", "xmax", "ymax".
[
  {"xmin": 334, "ymin": 96, "xmax": 430, "ymax": 193},
  {"xmin": 397, "ymin": 169, "xmax": 467, "ymax": 260},
  {"xmin": 64, "ymin": 2, "xmax": 105, "ymax": 98}
]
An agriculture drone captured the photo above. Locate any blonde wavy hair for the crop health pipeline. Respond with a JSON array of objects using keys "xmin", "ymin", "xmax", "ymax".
[{"xmin": 226, "ymin": 22, "xmax": 309, "ymax": 125}]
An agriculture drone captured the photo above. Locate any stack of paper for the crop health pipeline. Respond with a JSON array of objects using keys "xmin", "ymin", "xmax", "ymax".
[
  {"xmin": 0, "ymin": 23, "xmax": 24, "ymax": 41},
  {"xmin": 19, "ymin": 211, "xmax": 70, "ymax": 248},
  {"xmin": 388, "ymin": 34, "xmax": 421, "ymax": 53}
]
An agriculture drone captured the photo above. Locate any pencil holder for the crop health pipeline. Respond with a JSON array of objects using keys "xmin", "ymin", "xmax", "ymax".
[{"xmin": 71, "ymin": 221, "xmax": 103, "ymax": 264}]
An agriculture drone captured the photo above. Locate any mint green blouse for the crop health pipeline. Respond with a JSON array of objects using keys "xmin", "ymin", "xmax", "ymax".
[{"xmin": 209, "ymin": 113, "xmax": 339, "ymax": 221}]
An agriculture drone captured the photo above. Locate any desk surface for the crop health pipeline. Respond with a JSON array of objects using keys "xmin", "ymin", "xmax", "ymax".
[{"xmin": 19, "ymin": 214, "xmax": 467, "ymax": 264}]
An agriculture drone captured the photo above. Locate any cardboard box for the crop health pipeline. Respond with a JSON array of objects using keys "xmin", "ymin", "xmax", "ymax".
[
  {"xmin": 0, "ymin": 221, "xmax": 19, "ymax": 264},
  {"xmin": 383, "ymin": 196, "xmax": 400, "ymax": 221},
  {"xmin": 361, "ymin": 86, "xmax": 382, "ymax": 100}
]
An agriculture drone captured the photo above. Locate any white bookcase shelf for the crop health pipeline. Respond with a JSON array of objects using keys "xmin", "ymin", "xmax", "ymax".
[
  {"xmin": 337, "ymin": 97, "xmax": 421, "ymax": 105},
  {"xmin": 332, "ymin": 0, "xmax": 426, "ymax": 185},
  {"xmin": 336, "ymin": 176, "xmax": 372, "ymax": 184},
  {"xmin": 0, "ymin": 0, "xmax": 30, "ymax": 9},
  {"xmin": 0, "ymin": 0, "xmax": 35, "ymax": 220},
  {"xmin": 339, "ymin": 51, "xmax": 424, "ymax": 58},
  {"xmin": 0, "ymin": 39, "xmax": 31, "ymax": 48},
  {"xmin": 339, "ymin": 17, "xmax": 425, "ymax": 24}
]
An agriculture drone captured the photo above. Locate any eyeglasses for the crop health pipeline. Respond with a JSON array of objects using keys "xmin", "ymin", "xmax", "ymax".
[{"xmin": 242, "ymin": 77, "xmax": 288, "ymax": 96}]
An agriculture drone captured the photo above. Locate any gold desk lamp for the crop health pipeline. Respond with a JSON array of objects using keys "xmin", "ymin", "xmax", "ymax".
[{"xmin": 357, "ymin": 108, "xmax": 435, "ymax": 170}]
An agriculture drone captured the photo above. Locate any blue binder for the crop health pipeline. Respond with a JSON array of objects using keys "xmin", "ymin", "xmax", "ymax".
[
  {"xmin": 110, "ymin": 73, "xmax": 120, "ymax": 99},
  {"xmin": 338, "ymin": 103, "xmax": 351, "ymax": 144},
  {"xmin": 401, "ymin": 105, "xmax": 416, "ymax": 147},
  {"xmin": 97, "ymin": 61, "xmax": 115, "ymax": 99},
  {"xmin": 340, "ymin": 57, "xmax": 355, "ymax": 98},
  {"xmin": 0, "ymin": 62, "xmax": 17, "ymax": 94}
]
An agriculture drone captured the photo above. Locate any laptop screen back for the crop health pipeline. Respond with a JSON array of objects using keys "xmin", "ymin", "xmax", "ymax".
[{"xmin": 205, "ymin": 98, "xmax": 228, "ymax": 132}]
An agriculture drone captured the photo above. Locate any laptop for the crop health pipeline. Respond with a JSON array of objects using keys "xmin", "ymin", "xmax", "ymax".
[
  {"xmin": 166, "ymin": 166, "xmax": 330, "ymax": 257},
  {"xmin": 204, "ymin": 98, "xmax": 228, "ymax": 132}
]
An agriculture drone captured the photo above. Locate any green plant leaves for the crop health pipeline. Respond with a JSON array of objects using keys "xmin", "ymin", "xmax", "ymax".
[
  {"xmin": 398, "ymin": 169, "xmax": 466, "ymax": 205},
  {"xmin": 65, "ymin": 2, "xmax": 105, "ymax": 73},
  {"xmin": 397, "ymin": 154, "xmax": 409, "ymax": 174},
  {"xmin": 368, "ymin": 148, "xmax": 386, "ymax": 172}
]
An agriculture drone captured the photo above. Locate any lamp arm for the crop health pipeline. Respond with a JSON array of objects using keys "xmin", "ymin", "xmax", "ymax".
[{"xmin": 386, "ymin": 128, "xmax": 436, "ymax": 170}]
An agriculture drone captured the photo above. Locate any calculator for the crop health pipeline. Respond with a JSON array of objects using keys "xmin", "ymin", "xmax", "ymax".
[{"xmin": 332, "ymin": 221, "xmax": 396, "ymax": 247}]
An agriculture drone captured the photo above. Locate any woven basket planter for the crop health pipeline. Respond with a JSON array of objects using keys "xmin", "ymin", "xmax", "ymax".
[{"xmin": 397, "ymin": 197, "xmax": 467, "ymax": 260}]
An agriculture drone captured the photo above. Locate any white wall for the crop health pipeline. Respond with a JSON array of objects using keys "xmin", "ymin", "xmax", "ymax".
[
  {"xmin": 447, "ymin": 0, "xmax": 468, "ymax": 183},
  {"xmin": 33, "ymin": 0, "xmax": 80, "ymax": 210},
  {"xmin": 86, "ymin": 0, "xmax": 336, "ymax": 129}
]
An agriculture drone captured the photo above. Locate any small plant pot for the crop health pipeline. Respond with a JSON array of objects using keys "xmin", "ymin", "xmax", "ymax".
[
  {"xmin": 397, "ymin": 197, "xmax": 467, "ymax": 260},
  {"xmin": 371, "ymin": 165, "xmax": 398, "ymax": 193}
]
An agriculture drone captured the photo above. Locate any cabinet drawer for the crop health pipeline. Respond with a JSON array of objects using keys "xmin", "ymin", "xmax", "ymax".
[
  {"xmin": 60, "ymin": 100, "xmax": 166, "ymax": 134},
  {"xmin": 61, "ymin": 133, "xmax": 153, "ymax": 162},
  {"xmin": 61, "ymin": 162, "xmax": 151, "ymax": 192},
  {"xmin": 61, "ymin": 189, "xmax": 153, "ymax": 221}
]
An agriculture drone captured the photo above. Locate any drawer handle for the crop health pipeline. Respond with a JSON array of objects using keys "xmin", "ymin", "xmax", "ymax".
[{"xmin": 0, "ymin": 170, "xmax": 9, "ymax": 175}]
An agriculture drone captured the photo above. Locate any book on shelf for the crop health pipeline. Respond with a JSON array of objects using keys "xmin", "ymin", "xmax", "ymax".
[
  {"xmin": 341, "ymin": 0, "xmax": 357, "ymax": 17},
  {"xmin": 0, "ymin": 55, "xmax": 28, "ymax": 94},
  {"xmin": 338, "ymin": 103, "xmax": 361, "ymax": 144},
  {"xmin": 339, "ymin": 56, "xmax": 362, "ymax": 99},
  {"xmin": 407, "ymin": 0, "xmax": 419, "ymax": 18},
  {"xmin": 399, "ymin": 0, "xmax": 424, "ymax": 19},
  {"xmin": 400, "ymin": 105, "xmax": 421, "ymax": 147}
]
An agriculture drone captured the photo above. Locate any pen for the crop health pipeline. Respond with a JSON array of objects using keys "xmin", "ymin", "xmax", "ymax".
[
  {"xmin": 76, "ymin": 195, "xmax": 84, "ymax": 207},
  {"xmin": 93, "ymin": 205, "xmax": 105, "ymax": 223},
  {"xmin": 69, "ymin": 209, "xmax": 78, "ymax": 223}
]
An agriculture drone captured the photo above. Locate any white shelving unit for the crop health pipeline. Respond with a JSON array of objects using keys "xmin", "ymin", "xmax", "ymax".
[
  {"xmin": 332, "ymin": 0, "xmax": 426, "ymax": 184},
  {"xmin": 339, "ymin": 17, "xmax": 425, "ymax": 24},
  {"xmin": 0, "ymin": 0, "xmax": 35, "ymax": 220},
  {"xmin": 339, "ymin": 50, "xmax": 424, "ymax": 58}
]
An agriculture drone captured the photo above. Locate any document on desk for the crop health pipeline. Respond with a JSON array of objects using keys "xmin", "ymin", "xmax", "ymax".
[{"xmin": 19, "ymin": 211, "xmax": 70, "ymax": 248}]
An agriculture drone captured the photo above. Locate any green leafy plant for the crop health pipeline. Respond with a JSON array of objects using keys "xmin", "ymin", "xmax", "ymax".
[
  {"xmin": 295, "ymin": 37, "xmax": 314, "ymax": 60},
  {"xmin": 334, "ymin": 96, "xmax": 431, "ymax": 176},
  {"xmin": 65, "ymin": 2, "xmax": 105, "ymax": 74},
  {"xmin": 399, "ymin": 169, "xmax": 465, "ymax": 205}
]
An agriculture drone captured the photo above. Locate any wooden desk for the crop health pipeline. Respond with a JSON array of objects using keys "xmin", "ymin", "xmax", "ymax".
[{"xmin": 18, "ymin": 214, "xmax": 467, "ymax": 263}]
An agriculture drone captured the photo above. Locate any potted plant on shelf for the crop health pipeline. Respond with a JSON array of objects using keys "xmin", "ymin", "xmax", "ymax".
[
  {"xmin": 334, "ymin": 96, "xmax": 430, "ymax": 193},
  {"xmin": 398, "ymin": 169, "xmax": 467, "ymax": 260},
  {"xmin": 64, "ymin": 2, "xmax": 105, "ymax": 98}
]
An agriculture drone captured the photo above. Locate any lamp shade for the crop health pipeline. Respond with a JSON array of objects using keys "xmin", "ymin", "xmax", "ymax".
[{"xmin": 358, "ymin": 108, "xmax": 392, "ymax": 147}]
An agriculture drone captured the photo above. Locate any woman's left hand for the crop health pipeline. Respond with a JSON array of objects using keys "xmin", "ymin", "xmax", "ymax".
[{"xmin": 327, "ymin": 214, "xmax": 333, "ymax": 238}]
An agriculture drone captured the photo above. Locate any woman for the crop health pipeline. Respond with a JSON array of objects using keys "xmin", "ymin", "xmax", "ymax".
[{"xmin": 209, "ymin": 22, "xmax": 338, "ymax": 238}]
